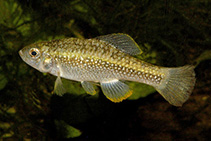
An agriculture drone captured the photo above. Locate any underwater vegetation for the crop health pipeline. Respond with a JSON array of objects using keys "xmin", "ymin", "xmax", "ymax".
[{"xmin": 0, "ymin": 0, "xmax": 210, "ymax": 140}]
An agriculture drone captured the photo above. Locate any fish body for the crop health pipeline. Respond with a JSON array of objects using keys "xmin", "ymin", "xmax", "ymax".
[{"xmin": 19, "ymin": 34, "xmax": 196, "ymax": 106}]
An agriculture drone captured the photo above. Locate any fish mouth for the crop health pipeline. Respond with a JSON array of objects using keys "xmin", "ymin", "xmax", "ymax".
[
  {"xmin": 19, "ymin": 50, "xmax": 25, "ymax": 61},
  {"xmin": 19, "ymin": 50, "xmax": 23, "ymax": 56}
]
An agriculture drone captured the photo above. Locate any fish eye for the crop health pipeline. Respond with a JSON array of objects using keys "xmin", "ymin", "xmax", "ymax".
[
  {"xmin": 31, "ymin": 51, "xmax": 37, "ymax": 56},
  {"xmin": 29, "ymin": 48, "xmax": 40, "ymax": 59}
]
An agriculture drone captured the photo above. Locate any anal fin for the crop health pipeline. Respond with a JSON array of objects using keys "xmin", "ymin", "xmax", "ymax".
[
  {"xmin": 81, "ymin": 81, "xmax": 96, "ymax": 95},
  {"xmin": 100, "ymin": 79, "xmax": 133, "ymax": 102}
]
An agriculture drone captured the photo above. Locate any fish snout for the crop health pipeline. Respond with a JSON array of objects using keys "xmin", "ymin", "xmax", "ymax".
[{"xmin": 19, "ymin": 50, "xmax": 23, "ymax": 56}]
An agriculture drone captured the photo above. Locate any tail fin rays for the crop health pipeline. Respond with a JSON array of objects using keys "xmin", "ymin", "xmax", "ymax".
[{"xmin": 155, "ymin": 65, "xmax": 196, "ymax": 106}]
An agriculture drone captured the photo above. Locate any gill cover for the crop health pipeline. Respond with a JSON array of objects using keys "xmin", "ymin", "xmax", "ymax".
[{"xmin": 39, "ymin": 54, "xmax": 53, "ymax": 72}]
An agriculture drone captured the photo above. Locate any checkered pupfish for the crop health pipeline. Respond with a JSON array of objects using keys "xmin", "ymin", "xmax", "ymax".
[{"xmin": 19, "ymin": 33, "xmax": 196, "ymax": 106}]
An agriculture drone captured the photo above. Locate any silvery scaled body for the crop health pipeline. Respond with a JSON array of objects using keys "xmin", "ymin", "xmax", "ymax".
[{"xmin": 19, "ymin": 34, "xmax": 196, "ymax": 106}]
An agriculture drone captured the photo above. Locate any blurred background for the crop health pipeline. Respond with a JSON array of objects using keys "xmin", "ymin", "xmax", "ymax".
[{"xmin": 0, "ymin": 0, "xmax": 210, "ymax": 140}]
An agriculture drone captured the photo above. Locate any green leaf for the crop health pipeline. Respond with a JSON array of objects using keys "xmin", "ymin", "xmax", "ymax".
[
  {"xmin": 0, "ymin": 74, "xmax": 8, "ymax": 90},
  {"xmin": 137, "ymin": 43, "xmax": 157, "ymax": 64},
  {"xmin": 0, "ymin": 0, "xmax": 31, "ymax": 36},
  {"xmin": 54, "ymin": 120, "xmax": 82, "ymax": 138},
  {"xmin": 128, "ymin": 82, "xmax": 156, "ymax": 100},
  {"xmin": 0, "ymin": 122, "xmax": 11, "ymax": 129},
  {"xmin": 195, "ymin": 50, "xmax": 211, "ymax": 67},
  {"xmin": 62, "ymin": 79, "xmax": 87, "ymax": 95},
  {"xmin": 74, "ymin": 4, "xmax": 88, "ymax": 13}
]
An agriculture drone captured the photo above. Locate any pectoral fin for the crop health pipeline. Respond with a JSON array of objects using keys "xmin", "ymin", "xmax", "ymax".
[
  {"xmin": 100, "ymin": 79, "xmax": 133, "ymax": 102},
  {"xmin": 81, "ymin": 81, "xmax": 96, "ymax": 95},
  {"xmin": 54, "ymin": 76, "xmax": 66, "ymax": 96},
  {"xmin": 96, "ymin": 33, "xmax": 142, "ymax": 56}
]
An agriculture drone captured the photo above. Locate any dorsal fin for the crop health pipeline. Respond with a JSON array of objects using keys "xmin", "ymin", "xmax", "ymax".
[{"xmin": 95, "ymin": 33, "xmax": 142, "ymax": 56}]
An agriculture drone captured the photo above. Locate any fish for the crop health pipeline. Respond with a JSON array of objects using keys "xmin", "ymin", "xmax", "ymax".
[{"xmin": 19, "ymin": 33, "xmax": 196, "ymax": 106}]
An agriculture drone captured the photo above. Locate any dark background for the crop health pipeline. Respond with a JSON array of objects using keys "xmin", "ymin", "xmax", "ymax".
[{"xmin": 0, "ymin": 0, "xmax": 210, "ymax": 140}]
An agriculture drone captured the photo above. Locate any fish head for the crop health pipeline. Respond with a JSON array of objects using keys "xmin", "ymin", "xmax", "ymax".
[{"xmin": 19, "ymin": 42, "xmax": 54, "ymax": 73}]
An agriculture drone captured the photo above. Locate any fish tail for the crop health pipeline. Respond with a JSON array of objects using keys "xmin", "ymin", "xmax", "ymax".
[{"xmin": 154, "ymin": 65, "xmax": 196, "ymax": 106}]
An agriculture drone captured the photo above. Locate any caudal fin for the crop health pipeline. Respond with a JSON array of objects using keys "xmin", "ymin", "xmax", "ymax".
[{"xmin": 155, "ymin": 65, "xmax": 196, "ymax": 106}]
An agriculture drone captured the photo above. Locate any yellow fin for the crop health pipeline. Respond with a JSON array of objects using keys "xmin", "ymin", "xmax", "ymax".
[
  {"xmin": 100, "ymin": 79, "xmax": 133, "ymax": 102},
  {"xmin": 81, "ymin": 81, "xmax": 96, "ymax": 95}
]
